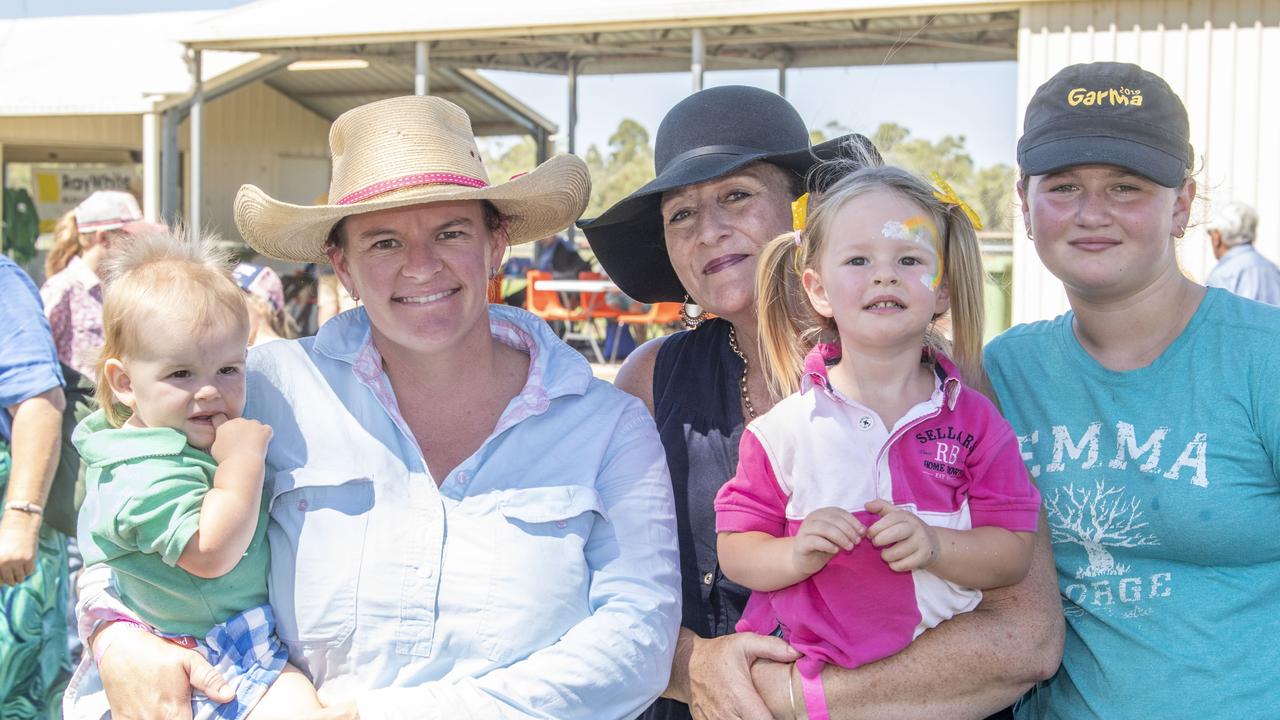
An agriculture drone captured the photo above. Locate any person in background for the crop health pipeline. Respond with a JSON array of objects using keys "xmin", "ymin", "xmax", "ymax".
[
  {"xmin": 503, "ymin": 234, "xmax": 592, "ymax": 308},
  {"xmin": 40, "ymin": 192, "xmax": 163, "ymax": 379},
  {"xmin": 0, "ymin": 253, "xmax": 71, "ymax": 718},
  {"xmin": 233, "ymin": 261, "xmax": 297, "ymax": 346},
  {"xmin": 1203, "ymin": 200, "xmax": 1280, "ymax": 305}
]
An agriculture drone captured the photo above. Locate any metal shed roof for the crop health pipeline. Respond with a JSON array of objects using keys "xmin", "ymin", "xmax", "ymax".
[
  {"xmin": 0, "ymin": 10, "xmax": 553, "ymax": 137},
  {"xmin": 182, "ymin": 0, "xmax": 1020, "ymax": 72}
]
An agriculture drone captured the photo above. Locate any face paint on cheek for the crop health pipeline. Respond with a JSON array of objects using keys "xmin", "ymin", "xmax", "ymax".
[{"xmin": 881, "ymin": 217, "xmax": 944, "ymax": 291}]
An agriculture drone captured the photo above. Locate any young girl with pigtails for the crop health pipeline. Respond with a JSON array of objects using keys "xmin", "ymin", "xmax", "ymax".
[{"xmin": 714, "ymin": 159, "xmax": 1042, "ymax": 719}]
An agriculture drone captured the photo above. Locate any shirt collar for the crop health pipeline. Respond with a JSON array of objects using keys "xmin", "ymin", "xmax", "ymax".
[
  {"xmin": 72, "ymin": 409, "xmax": 198, "ymax": 467},
  {"xmin": 66, "ymin": 254, "xmax": 101, "ymax": 290},
  {"xmin": 1221, "ymin": 244, "xmax": 1257, "ymax": 261},
  {"xmin": 311, "ymin": 304, "xmax": 594, "ymax": 403},
  {"xmin": 800, "ymin": 342, "xmax": 963, "ymax": 410}
]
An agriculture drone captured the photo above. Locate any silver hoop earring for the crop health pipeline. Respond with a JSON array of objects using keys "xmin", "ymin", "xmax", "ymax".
[{"xmin": 680, "ymin": 294, "xmax": 705, "ymax": 330}]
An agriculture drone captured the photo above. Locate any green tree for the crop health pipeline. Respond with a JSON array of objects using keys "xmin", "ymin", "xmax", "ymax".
[
  {"xmin": 480, "ymin": 136, "xmax": 538, "ymax": 184},
  {"xmin": 583, "ymin": 118, "xmax": 656, "ymax": 218},
  {"xmin": 808, "ymin": 121, "xmax": 1014, "ymax": 232}
]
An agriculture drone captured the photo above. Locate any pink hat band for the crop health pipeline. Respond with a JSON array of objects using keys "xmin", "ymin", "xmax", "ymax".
[{"xmin": 336, "ymin": 172, "xmax": 488, "ymax": 206}]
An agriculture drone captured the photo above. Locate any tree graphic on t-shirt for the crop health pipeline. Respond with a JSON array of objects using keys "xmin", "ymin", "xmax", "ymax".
[{"xmin": 1045, "ymin": 481, "xmax": 1159, "ymax": 578}]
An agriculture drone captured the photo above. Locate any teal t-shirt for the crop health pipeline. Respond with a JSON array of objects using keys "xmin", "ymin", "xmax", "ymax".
[
  {"xmin": 985, "ymin": 288, "xmax": 1280, "ymax": 719},
  {"xmin": 73, "ymin": 410, "xmax": 270, "ymax": 637}
]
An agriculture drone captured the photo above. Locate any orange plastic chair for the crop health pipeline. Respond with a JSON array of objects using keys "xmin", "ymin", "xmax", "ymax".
[
  {"xmin": 525, "ymin": 270, "xmax": 585, "ymax": 323},
  {"xmin": 577, "ymin": 271, "xmax": 623, "ymax": 321},
  {"xmin": 609, "ymin": 302, "xmax": 683, "ymax": 361}
]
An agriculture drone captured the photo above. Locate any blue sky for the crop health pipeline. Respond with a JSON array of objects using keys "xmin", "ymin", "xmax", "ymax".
[{"xmin": 1, "ymin": 0, "xmax": 1018, "ymax": 168}]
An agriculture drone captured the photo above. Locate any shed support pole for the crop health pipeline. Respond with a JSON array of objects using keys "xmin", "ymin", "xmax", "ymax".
[
  {"xmin": 188, "ymin": 49, "xmax": 203, "ymax": 232},
  {"xmin": 566, "ymin": 57, "xmax": 579, "ymax": 241},
  {"xmin": 415, "ymin": 42, "xmax": 430, "ymax": 95},
  {"xmin": 691, "ymin": 28, "xmax": 705, "ymax": 92},
  {"xmin": 142, "ymin": 110, "xmax": 161, "ymax": 222}
]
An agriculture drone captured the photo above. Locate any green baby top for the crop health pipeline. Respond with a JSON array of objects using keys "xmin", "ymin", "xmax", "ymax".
[{"xmin": 74, "ymin": 409, "xmax": 270, "ymax": 637}]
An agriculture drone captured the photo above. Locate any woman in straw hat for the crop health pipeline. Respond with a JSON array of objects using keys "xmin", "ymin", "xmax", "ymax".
[
  {"xmin": 989, "ymin": 62, "xmax": 1280, "ymax": 719},
  {"xmin": 580, "ymin": 85, "xmax": 1062, "ymax": 719},
  {"xmin": 72, "ymin": 95, "xmax": 680, "ymax": 719}
]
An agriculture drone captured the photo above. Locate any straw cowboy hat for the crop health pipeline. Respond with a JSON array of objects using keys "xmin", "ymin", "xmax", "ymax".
[
  {"xmin": 578, "ymin": 85, "xmax": 876, "ymax": 303},
  {"xmin": 235, "ymin": 95, "xmax": 590, "ymax": 263}
]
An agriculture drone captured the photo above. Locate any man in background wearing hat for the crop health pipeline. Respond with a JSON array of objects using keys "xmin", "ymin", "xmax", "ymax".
[{"xmin": 1203, "ymin": 201, "xmax": 1280, "ymax": 305}]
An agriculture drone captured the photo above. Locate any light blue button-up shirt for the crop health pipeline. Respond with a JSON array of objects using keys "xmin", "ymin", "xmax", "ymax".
[
  {"xmin": 1205, "ymin": 244, "xmax": 1280, "ymax": 306},
  {"xmin": 245, "ymin": 304, "xmax": 680, "ymax": 719}
]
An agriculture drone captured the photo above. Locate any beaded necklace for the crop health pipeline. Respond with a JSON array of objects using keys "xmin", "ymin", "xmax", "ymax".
[{"xmin": 727, "ymin": 324, "xmax": 757, "ymax": 420}]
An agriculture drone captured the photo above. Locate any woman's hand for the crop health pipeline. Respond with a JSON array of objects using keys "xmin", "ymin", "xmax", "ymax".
[
  {"xmin": 95, "ymin": 622, "xmax": 233, "ymax": 720},
  {"xmin": 683, "ymin": 632, "xmax": 800, "ymax": 720},
  {"xmin": 865, "ymin": 499, "xmax": 940, "ymax": 572}
]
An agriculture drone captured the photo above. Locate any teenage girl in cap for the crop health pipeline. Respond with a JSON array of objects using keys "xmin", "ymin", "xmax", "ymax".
[{"xmin": 987, "ymin": 61, "xmax": 1280, "ymax": 718}]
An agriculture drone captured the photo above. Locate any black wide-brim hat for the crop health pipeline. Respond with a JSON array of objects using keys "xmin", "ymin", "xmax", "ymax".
[{"xmin": 578, "ymin": 85, "xmax": 874, "ymax": 303}]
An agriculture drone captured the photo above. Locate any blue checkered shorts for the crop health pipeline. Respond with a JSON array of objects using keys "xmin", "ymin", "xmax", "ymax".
[{"xmin": 189, "ymin": 604, "xmax": 290, "ymax": 720}]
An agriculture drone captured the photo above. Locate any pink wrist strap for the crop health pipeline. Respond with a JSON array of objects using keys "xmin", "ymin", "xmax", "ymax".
[{"xmin": 800, "ymin": 666, "xmax": 830, "ymax": 720}]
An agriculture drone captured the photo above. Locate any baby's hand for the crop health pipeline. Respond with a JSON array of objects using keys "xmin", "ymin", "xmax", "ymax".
[
  {"xmin": 210, "ymin": 417, "xmax": 273, "ymax": 464},
  {"xmin": 865, "ymin": 499, "xmax": 939, "ymax": 572},
  {"xmin": 792, "ymin": 506, "xmax": 865, "ymax": 577}
]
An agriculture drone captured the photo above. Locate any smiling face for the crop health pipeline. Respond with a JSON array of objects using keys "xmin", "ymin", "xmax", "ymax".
[
  {"xmin": 802, "ymin": 189, "xmax": 950, "ymax": 354},
  {"xmin": 327, "ymin": 200, "xmax": 506, "ymax": 361},
  {"xmin": 1020, "ymin": 164, "xmax": 1194, "ymax": 302},
  {"xmin": 660, "ymin": 162, "xmax": 796, "ymax": 319},
  {"xmin": 104, "ymin": 312, "xmax": 249, "ymax": 452}
]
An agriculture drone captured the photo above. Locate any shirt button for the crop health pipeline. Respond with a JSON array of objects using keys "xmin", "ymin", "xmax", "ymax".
[
  {"xmin": 419, "ymin": 564, "xmax": 433, "ymax": 578},
  {"xmin": 858, "ymin": 416, "xmax": 874, "ymax": 431},
  {"xmin": 555, "ymin": 520, "xmax": 567, "ymax": 529},
  {"xmin": 702, "ymin": 572, "xmax": 714, "ymax": 585},
  {"xmin": 455, "ymin": 472, "xmax": 468, "ymax": 484},
  {"xmin": 296, "ymin": 499, "xmax": 309, "ymax": 511}
]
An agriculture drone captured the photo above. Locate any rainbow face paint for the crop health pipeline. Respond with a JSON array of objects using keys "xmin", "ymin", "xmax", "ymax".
[{"xmin": 881, "ymin": 216, "xmax": 944, "ymax": 290}]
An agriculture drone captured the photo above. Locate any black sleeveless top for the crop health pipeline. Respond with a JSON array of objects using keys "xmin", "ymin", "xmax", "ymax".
[{"xmin": 643, "ymin": 318, "xmax": 752, "ymax": 720}]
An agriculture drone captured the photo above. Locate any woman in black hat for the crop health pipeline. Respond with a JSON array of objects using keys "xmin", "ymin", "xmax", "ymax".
[
  {"xmin": 582, "ymin": 85, "xmax": 1062, "ymax": 720},
  {"xmin": 987, "ymin": 62, "xmax": 1280, "ymax": 719}
]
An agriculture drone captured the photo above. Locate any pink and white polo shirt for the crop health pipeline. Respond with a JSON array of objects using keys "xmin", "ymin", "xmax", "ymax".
[{"xmin": 715, "ymin": 343, "xmax": 1041, "ymax": 676}]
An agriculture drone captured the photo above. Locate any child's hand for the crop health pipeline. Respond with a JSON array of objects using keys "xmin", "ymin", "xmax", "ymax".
[
  {"xmin": 865, "ymin": 499, "xmax": 940, "ymax": 572},
  {"xmin": 209, "ymin": 416, "xmax": 273, "ymax": 464},
  {"xmin": 791, "ymin": 507, "xmax": 866, "ymax": 577}
]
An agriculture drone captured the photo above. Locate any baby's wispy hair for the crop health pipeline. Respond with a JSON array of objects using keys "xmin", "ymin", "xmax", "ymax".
[{"xmin": 96, "ymin": 226, "xmax": 248, "ymax": 426}]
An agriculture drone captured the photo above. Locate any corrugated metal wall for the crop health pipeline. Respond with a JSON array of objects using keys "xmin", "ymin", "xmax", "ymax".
[
  {"xmin": 1, "ymin": 83, "xmax": 328, "ymax": 246},
  {"xmin": 179, "ymin": 82, "xmax": 331, "ymax": 244},
  {"xmin": 0, "ymin": 114, "xmax": 142, "ymax": 149},
  {"xmin": 1013, "ymin": 0, "xmax": 1280, "ymax": 323}
]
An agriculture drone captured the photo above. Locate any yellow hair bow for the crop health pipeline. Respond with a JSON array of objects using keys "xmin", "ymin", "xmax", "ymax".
[
  {"xmin": 930, "ymin": 172, "xmax": 984, "ymax": 231},
  {"xmin": 791, "ymin": 192, "xmax": 809, "ymax": 233}
]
